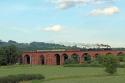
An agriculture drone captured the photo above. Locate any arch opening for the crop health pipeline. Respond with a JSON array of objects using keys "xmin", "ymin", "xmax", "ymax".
[
  {"xmin": 83, "ymin": 53, "xmax": 91, "ymax": 63},
  {"xmin": 55, "ymin": 54, "xmax": 60, "ymax": 65},
  {"xmin": 117, "ymin": 52, "xmax": 125, "ymax": 62},
  {"xmin": 71, "ymin": 54, "xmax": 79, "ymax": 64},
  {"xmin": 24, "ymin": 55, "xmax": 31, "ymax": 64},
  {"xmin": 40, "ymin": 55, "xmax": 45, "ymax": 65},
  {"xmin": 63, "ymin": 54, "xmax": 68, "ymax": 64},
  {"xmin": 95, "ymin": 54, "xmax": 99, "ymax": 59},
  {"xmin": 117, "ymin": 52, "xmax": 124, "ymax": 56}
]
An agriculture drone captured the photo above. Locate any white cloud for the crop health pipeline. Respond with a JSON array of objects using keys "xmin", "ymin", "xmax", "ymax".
[
  {"xmin": 55, "ymin": 0, "xmax": 85, "ymax": 9},
  {"xmin": 44, "ymin": 24, "xmax": 63, "ymax": 32},
  {"xmin": 90, "ymin": 6, "xmax": 120, "ymax": 16},
  {"xmin": 51, "ymin": 0, "xmax": 115, "ymax": 9}
]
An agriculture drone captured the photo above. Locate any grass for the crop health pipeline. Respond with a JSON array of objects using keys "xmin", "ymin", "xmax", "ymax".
[{"xmin": 0, "ymin": 65, "xmax": 125, "ymax": 83}]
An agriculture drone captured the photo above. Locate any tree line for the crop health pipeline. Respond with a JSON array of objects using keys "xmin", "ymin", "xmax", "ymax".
[
  {"xmin": 0, "ymin": 40, "xmax": 81, "ymax": 51},
  {"xmin": 0, "ymin": 45, "xmax": 21, "ymax": 65},
  {"xmin": 1, "ymin": 40, "xmax": 125, "ymax": 51}
]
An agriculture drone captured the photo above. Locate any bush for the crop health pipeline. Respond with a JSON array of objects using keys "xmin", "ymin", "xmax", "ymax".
[
  {"xmin": 118, "ymin": 62, "xmax": 125, "ymax": 68},
  {"xmin": 0, "ymin": 74, "xmax": 45, "ymax": 83},
  {"xmin": 96, "ymin": 55, "xmax": 105, "ymax": 64},
  {"xmin": 118, "ymin": 55, "xmax": 125, "ymax": 62},
  {"xmin": 64, "ymin": 63, "xmax": 103, "ymax": 67},
  {"xmin": 84, "ymin": 55, "xmax": 91, "ymax": 63},
  {"xmin": 64, "ymin": 58, "xmax": 79, "ymax": 64},
  {"xmin": 103, "ymin": 55, "xmax": 118, "ymax": 75}
]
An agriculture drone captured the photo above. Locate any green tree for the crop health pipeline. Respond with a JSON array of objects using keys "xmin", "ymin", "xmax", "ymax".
[
  {"xmin": 84, "ymin": 55, "xmax": 91, "ymax": 63},
  {"xmin": 103, "ymin": 55, "xmax": 118, "ymax": 75},
  {"xmin": 71, "ymin": 54, "xmax": 79, "ymax": 64},
  {"xmin": 96, "ymin": 55, "xmax": 105, "ymax": 64},
  {"xmin": 0, "ymin": 48, "xmax": 7, "ymax": 65},
  {"xmin": 0, "ymin": 45, "xmax": 21, "ymax": 65},
  {"xmin": 117, "ymin": 55, "xmax": 125, "ymax": 62}
]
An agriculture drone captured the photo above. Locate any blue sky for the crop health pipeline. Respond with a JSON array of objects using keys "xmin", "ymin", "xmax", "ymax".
[{"xmin": 0, "ymin": 0, "xmax": 125, "ymax": 47}]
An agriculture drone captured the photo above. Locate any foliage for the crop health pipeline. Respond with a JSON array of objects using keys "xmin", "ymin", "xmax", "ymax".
[
  {"xmin": 95, "ymin": 55, "xmax": 120, "ymax": 74},
  {"xmin": 117, "ymin": 55, "xmax": 125, "ymax": 62},
  {"xmin": 0, "ymin": 74, "xmax": 45, "ymax": 83},
  {"xmin": 0, "ymin": 40, "xmax": 81, "ymax": 51},
  {"xmin": 64, "ymin": 58, "xmax": 79, "ymax": 64},
  {"xmin": 1, "ymin": 40, "xmax": 125, "ymax": 51},
  {"xmin": 71, "ymin": 54, "xmax": 79, "ymax": 64},
  {"xmin": 95, "ymin": 55, "xmax": 105, "ymax": 64},
  {"xmin": 102, "ymin": 55, "xmax": 119, "ymax": 75},
  {"xmin": 0, "ymin": 45, "xmax": 21, "ymax": 65},
  {"xmin": 64, "ymin": 63, "xmax": 103, "ymax": 67},
  {"xmin": 118, "ymin": 62, "xmax": 125, "ymax": 68},
  {"xmin": 83, "ymin": 55, "xmax": 91, "ymax": 63}
]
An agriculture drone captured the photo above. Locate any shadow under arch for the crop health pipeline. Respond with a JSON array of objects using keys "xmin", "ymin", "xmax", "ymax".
[
  {"xmin": 117, "ymin": 52, "xmax": 125, "ymax": 62},
  {"xmin": 117, "ymin": 52, "xmax": 124, "ymax": 56},
  {"xmin": 40, "ymin": 55, "xmax": 45, "ymax": 65},
  {"xmin": 55, "ymin": 54, "xmax": 60, "ymax": 65},
  {"xmin": 95, "ymin": 53, "xmax": 100, "ymax": 58},
  {"xmin": 24, "ymin": 55, "xmax": 31, "ymax": 64},
  {"xmin": 71, "ymin": 53, "xmax": 79, "ymax": 63},
  {"xmin": 62, "ymin": 54, "xmax": 69, "ymax": 64},
  {"xmin": 82, "ymin": 53, "xmax": 91, "ymax": 63}
]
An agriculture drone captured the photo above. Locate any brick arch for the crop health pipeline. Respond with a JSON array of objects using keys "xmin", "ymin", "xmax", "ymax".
[
  {"xmin": 55, "ymin": 54, "xmax": 60, "ymax": 65},
  {"xmin": 82, "ymin": 53, "xmax": 91, "ymax": 62},
  {"xmin": 22, "ymin": 50, "xmax": 125, "ymax": 65},
  {"xmin": 71, "ymin": 53, "xmax": 80, "ymax": 63},
  {"xmin": 94, "ymin": 53, "xmax": 100, "ymax": 58},
  {"xmin": 117, "ymin": 52, "xmax": 124, "ymax": 56},
  {"xmin": 24, "ymin": 55, "xmax": 31, "ymax": 64},
  {"xmin": 62, "ymin": 54, "xmax": 69, "ymax": 62},
  {"xmin": 70, "ymin": 53, "xmax": 80, "ymax": 57},
  {"xmin": 39, "ymin": 55, "xmax": 45, "ymax": 65}
]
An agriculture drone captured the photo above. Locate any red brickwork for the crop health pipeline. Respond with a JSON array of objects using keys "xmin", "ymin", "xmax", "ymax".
[{"xmin": 22, "ymin": 50, "xmax": 125, "ymax": 65}]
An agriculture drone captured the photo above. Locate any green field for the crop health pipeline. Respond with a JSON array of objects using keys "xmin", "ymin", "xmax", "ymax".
[{"xmin": 0, "ymin": 65, "xmax": 125, "ymax": 83}]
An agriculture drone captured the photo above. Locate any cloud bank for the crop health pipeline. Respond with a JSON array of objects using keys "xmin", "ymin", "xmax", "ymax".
[
  {"xmin": 90, "ymin": 6, "xmax": 119, "ymax": 16},
  {"xmin": 51, "ymin": 0, "xmax": 116, "ymax": 9},
  {"xmin": 50, "ymin": 0, "xmax": 119, "ymax": 16}
]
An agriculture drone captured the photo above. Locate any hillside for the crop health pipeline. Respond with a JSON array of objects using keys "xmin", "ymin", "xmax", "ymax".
[
  {"xmin": 0, "ymin": 40, "xmax": 80, "ymax": 51},
  {"xmin": 0, "ymin": 40, "xmax": 125, "ymax": 51}
]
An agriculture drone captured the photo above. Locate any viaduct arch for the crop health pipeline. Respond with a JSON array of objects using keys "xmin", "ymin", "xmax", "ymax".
[{"xmin": 22, "ymin": 50, "xmax": 125, "ymax": 65}]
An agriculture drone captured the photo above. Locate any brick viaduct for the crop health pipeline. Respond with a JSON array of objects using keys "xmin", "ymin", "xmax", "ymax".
[{"xmin": 22, "ymin": 50, "xmax": 125, "ymax": 65}]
